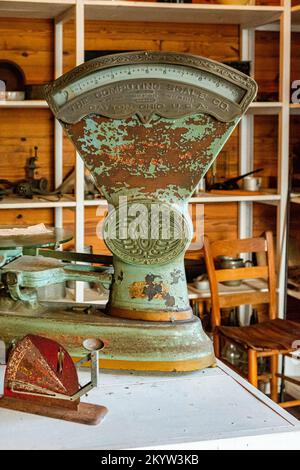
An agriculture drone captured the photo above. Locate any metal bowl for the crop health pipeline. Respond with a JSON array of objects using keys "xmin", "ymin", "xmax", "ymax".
[
  {"xmin": 193, "ymin": 276, "xmax": 210, "ymax": 291},
  {"xmin": 217, "ymin": 256, "xmax": 245, "ymax": 286},
  {"xmin": 5, "ymin": 91, "xmax": 25, "ymax": 101}
]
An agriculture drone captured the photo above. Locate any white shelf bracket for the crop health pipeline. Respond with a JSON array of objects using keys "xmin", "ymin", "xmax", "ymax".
[
  {"xmin": 75, "ymin": 0, "xmax": 85, "ymax": 303},
  {"xmin": 54, "ymin": 20, "xmax": 64, "ymax": 230},
  {"xmin": 277, "ymin": 0, "xmax": 291, "ymax": 317},
  {"xmin": 238, "ymin": 27, "xmax": 255, "ymax": 243}
]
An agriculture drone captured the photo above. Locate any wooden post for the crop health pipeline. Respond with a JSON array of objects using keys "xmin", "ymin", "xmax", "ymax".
[
  {"xmin": 239, "ymin": 27, "xmax": 255, "ymax": 323},
  {"xmin": 271, "ymin": 354, "xmax": 279, "ymax": 402},
  {"xmin": 54, "ymin": 20, "xmax": 63, "ymax": 230},
  {"xmin": 277, "ymin": 0, "xmax": 291, "ymax": 317},
  {"xmin": 75, "ymin": 0, "xmax": 85, "ymax": 303},
  {"xmin": 248, "ymin": 349, "xmax": 258, "ymax": 388}
]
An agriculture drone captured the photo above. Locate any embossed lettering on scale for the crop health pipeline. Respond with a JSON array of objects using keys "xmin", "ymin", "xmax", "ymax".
[{"xmin": 57, "ymin": 79, "xmax": 238, "ymax": 124}]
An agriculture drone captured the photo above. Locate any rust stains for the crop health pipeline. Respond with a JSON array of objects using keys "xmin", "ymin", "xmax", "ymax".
[
  {"xmin": 129, "ymin": 273, "xmax": 176, "ymax": 308},
  {"xmin": 64, "ymin": 113, "xmax": 231, "ymax": 200}
]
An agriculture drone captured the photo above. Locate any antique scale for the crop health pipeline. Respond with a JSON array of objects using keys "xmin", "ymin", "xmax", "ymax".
[{"xmin": 0, "ymin": 52, "xmax": 257, "ymax": 373}]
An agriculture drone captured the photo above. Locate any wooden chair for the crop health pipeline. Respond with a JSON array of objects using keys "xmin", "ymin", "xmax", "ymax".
[{"xmin": 204, "ymin": 231, "xmax": 300, "ymax": 407}]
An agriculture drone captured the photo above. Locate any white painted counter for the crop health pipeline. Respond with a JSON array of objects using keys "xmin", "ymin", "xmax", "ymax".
[{"xmin": 0, "ymin": 361, "xmax": 299, "ymax": 450}]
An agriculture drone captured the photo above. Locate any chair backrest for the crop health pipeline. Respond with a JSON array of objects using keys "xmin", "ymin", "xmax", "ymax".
[{"xmin": 203, "ymin": 231, "xmax": 277, "ymax": 328}]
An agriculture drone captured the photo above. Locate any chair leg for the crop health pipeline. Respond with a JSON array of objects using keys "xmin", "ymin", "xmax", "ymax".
[
  {"xmin": 279, "ymin": 355, "xmax": 285, "ymax": 403},
  {"xmin": 248, "ymin": 349, "xmax": 258, "ymax": 388},
  {"xmin": 213, "ymin": 331, "xmax": 221, "ymax": 358},
  {"xmin": 191, "ymin": 300, "xmax": 200, "ymax": 318},
  {"xmin": 270, "ymin": 354, "xmax": 279, "ymax": 403},
  {"xmin": 198, "ymin": 301, "xmax": 204, "ymax": 320}
]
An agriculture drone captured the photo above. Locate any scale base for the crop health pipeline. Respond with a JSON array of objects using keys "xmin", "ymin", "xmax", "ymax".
[
  {"xmin": 0, "ymin": 396, "xmax": 108, "ymax": 426},
  {"xmin": 0, "ymin": 299, "xmax": 216, "ymax": 372}
]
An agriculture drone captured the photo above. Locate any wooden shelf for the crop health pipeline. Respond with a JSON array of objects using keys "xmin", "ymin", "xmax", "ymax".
[
  {"xmin": 287, "ymin": 288, "xmax": 300, "ymax": 300},
  {"xmin": 248, "ymin": 102, "xmax": 282, "ymax": 115},
  {"xmin": 291, "ymin": 193, "xmax": 300, "ymax": 204},
  {"xmin": 0, "ymin": 0, "xmax": 284, "ymax": 25},
  {"xmin": 84, "ymin": 198, "xmax": 107, "ymax": 207},
  {"xmin": 83, "ymin": 192, "xmax": 281, "ymax": 206},
  {"xmin": 0, "ymin": 0, "xmax": 75, "ymax": 19},
  {"xmin": 290, "ymin": 103, "xmax": 300, "ymax": 115},
  {"xmin": 0, "ymin": 194, "xmax": 280, "ymax": 210},
  {"xmin": 191, "ymin": 191, "xmax": 281, "ymax": 203},
  {"xmin": 0, "ymin": 196, "xmax": 76, "ymax": 210},
  {"xmin": 188, "ymin": 278, "xmax": 269, "ymax": 300},
  {"xmin": 292, "ymin": 5, "xmax": 300, "ymax": 26},
  {"xmin": 0, "ymin": 101, "xmax": 282, "ymax": 114},
  {"xmin": 84, "ymin": 2, "xmax": 284, "ymax": 27},
  {"xmin": 0, "ymin": 100, "xmax": 48, "ymax": 109}
]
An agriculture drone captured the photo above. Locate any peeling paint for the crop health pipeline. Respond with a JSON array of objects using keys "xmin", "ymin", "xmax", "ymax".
[
  {"xmin": 65, "ymin": 112, "xmax": 236, "ymax": 203},
  {"xmin": 129, "ymin": 274, "xmax": 168, "ymax": 301}
]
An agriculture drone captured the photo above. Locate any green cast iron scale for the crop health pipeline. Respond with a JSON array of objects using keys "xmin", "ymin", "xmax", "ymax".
[{"xmin": 0, "ymin": 52, "xmax": 257, "ymax": 371}]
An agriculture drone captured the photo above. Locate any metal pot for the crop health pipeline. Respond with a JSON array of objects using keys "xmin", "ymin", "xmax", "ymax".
[{"xmin": 217, "ymin": 256, "xmax": 245, "ymax": 287}]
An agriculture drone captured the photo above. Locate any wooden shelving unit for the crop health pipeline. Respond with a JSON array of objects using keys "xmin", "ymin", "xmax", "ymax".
[
  {"xmin": 287, "ymin": 288, "xmax": 300, "ymax": 300},
  {"xmin": 290, "ymin": 103, "xmax": 300, "ymax": 115},
  {"xmin": 248, "ymin": 102, "xmax": 283, "ymax": 114},
  {"xmin": 0, "ymin": 100, "xmax": 284, "ymax": 113},
  {"xmin": 0, "ymin": 195, "xmax": 76, "ymax": 209},
  {"xmin": 0, "ymin": 100, "xmax": 48, "ymax": 108},
  {"xmin": 84, "ymin": 1, "xmax": 284, "ymax": 27},
  {"xmin": 0, "ymin": 0, "xmax": 76, "ymax": 18},
  {"xmin": 290, "ymin": 194, "xmax": 300, "ymax": 204},
  {"xmin": 84, "ymin": 191, "xmax": 282, "ymax": 206},
  {"xmin": 0, "ymin": 191, "xmax": 281, "ymax": 210},
  {"xmin": 292, "ymin": 4, "xmax": 300, "ymax": 24},
  {"xmin": 0, "ymin": 0, "xmax": 292, "ymax": 309},
  {"xmin": 0, "ymin": 0, "xmax": 283, "ymax": 23},
  {"xmin": 0, "ymin": 98, "xmax": 284, "ymax": 113}
]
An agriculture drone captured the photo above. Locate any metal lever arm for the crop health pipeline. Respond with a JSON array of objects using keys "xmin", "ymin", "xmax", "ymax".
[{"xmin": 38, "ymin": 249, "xmax": 113, "ymax": 266}]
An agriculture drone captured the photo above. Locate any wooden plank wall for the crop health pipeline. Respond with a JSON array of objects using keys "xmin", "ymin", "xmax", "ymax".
[{"xmin": 0, "ymin": 10, "xmax": 298, "ymax": 255}]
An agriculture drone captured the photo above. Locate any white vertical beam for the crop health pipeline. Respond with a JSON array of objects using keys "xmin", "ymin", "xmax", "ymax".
[
  {"xmin": 238, "ymin": 27, "xmax": 255, "ymax": 323},
  {"xmin": 238, "ymin": 114, "xmax": 254, "ymax": 241},
  {"xmin": 55, "ymin": 6, "xmax": 75, "ymax": 25},
  {"xmin": 75, "ymin": 0, "xmax": 85, "ymax": 303},
  {"xmin": 238, "ymin": 28, "xmax": 255, "ymax": 242},
  {"xmin": 277, "ymin": 0, "xmax": 291, "ymax": 317},
  {"xmin": 54, "ymin": 21, "xmax": 63, "ymax": 229}
]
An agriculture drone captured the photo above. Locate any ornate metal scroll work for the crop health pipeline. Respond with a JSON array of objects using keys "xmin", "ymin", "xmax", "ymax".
[
  {"xmin": 44, "ymin": 51, "xmax": 257, "ymax": 117},
  {"xmin": 103, "ymin": 200, "xmax": 191, "ymax": 265}
]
